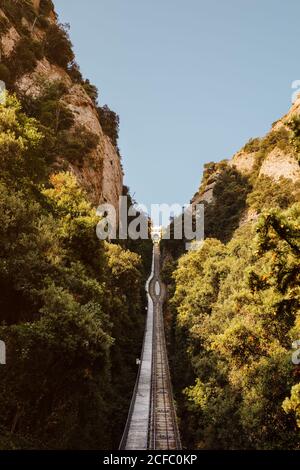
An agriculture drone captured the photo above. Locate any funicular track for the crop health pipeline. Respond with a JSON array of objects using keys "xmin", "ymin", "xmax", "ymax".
[{"xmin": 119, "ymin": 243, "xmax": 181, "ymax": 450}]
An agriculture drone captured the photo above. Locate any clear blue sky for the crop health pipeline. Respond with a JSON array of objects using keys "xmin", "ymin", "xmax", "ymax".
[{"xmin": 55, "ymin": 0, "xmax": 300, "ymax": 208}]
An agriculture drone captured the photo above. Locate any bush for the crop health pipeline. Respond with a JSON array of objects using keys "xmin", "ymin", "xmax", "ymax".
[
  {"xmin": 0, "ymin": 97, "xmax": 146, "ymax": 448},
  {"xmin": 58, "ymin": 126, "xmax": 99, "ymax": 165},
  {"xmin": 260, "ymin": 127, "xmax": 290, "ymax": 153},
  {"xmin": 22, "ymin": 81, "xmax": 74, "ymax": 131},
  {"xmin": 44, "ymin": 23, "xmax": 74, "ymax": 69},
  {"xmin": 243, "ymin": 137, "xmax": 261, "ymax": 153},
  {"xmin": 247, "ymin": 175, "xmax": 300, "ymax": 212},
  {"xmin": 4, "ymin": 37, "xmax": 44, "ymax": 84},
  {"xmin": 98, "ymin": 105, "xmax": 120, "ymax": 148},
  {"xmin": 0, "ymin": 63, "xmax": 10, "ymax": 83},
  {"xmin": 287, "ymin": 116, "xmax": 300, "ymax": 162},
  {"xmin": 0, "ymin": 14, "xmax": 9, "ymax": 34},
  {"xmin": 82, "ymin": 80, "xmax": 98, "ymax": 104},
  {"xmin": 204, "ymin": 164, "xmax": 252, "ymax": 242},
  {"xmin": 36, "ymin": 15, "xmax": 50, "ymax": 29},
  {"xmin": 0, "ymin": 0, "xmax": 36, "ymax": 30},
  {"xmin": 39, "ymin": 0, "xmax": 54, "ymax": 16},
  {"xmin": 67, "ymin": 62, "xmax": 83, "ymax": 83}
]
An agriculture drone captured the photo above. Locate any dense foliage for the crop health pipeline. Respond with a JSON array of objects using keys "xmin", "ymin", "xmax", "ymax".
[
  {"xmin": 169, "ymin": 206, "xmax": 300, "ymax": 449},
  {"xmin": 0, "ymin": 94, "xmax": 145, "ymax": 449},
  {"xmin": 162, "ymin": 132, "xmax": 300, "ymax": 449},
  {"xmin": 0, "ymin": 3, "xmax": 147, "ymax": 448},
  {"xmin": 98, "ymin": 105, "xmax": 120, "ymax": 150}
]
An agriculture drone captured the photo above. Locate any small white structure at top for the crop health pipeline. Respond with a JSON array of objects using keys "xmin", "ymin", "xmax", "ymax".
[{"xmin": 151, "ymin": 226, "xmax": 162, "ymax": 244}]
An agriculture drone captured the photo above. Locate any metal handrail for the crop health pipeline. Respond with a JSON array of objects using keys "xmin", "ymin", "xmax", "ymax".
[
  {"xmin": 148, "ymin": 297, "xmax": 157, "ymax": 449},
  {"xmin": 119, "ymin": 248, "xmax": 155, "ymax": 450},
  {"xmin": 119, "ymin": 245, "xmax": 181, "ymax": 450},
  {"xmin": 149, "ymin": 251, "xmax": 182, "ymax": 450}
]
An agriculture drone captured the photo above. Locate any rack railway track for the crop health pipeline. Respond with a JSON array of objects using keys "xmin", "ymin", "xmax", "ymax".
[{"xmin": 119, "ymin": 243, "xmax": 181, "ymax": 450}]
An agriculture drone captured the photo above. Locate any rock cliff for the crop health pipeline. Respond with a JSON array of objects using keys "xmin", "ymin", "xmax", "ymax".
[
  {"xmin": 0, "ymin": 0, "xmax": 123, "ymax": 211},
  {"xmin": 192, "ymin": 95, "xmax": 300, "ymax": 235}
]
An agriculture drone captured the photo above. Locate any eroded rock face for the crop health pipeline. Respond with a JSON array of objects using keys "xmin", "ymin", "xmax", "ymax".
[
  {"xmin": 192, "ymin": 96, "xmax": 300, "ymax": 229},
  {"xmin": 192, "ymin": 182, "xmax": 215, "ymax": 205},
  {"xmin": 1, "ymin": 26, "xmax": 20, "ymax": 56},
  {"xmin": 259, "ymin": 147, "xmax": 300, "ymax": 182},
  {"xmin": 4, "ymin": 3, "xmax": 123, "ymax": 213},
  {"xmin": 275, "ymin": 95, "xmax": 300, "ymax": 127},
  {"xmin": 229, "ymin": 149, "xmax": 256, "ymax": 174},
  {"xmin": 0, "ymin": 9, "xmax": 20, "ymax": 57},
  {"xmin": 102, "ymin": 136, "xmax": 123, "ymax": 209},
  {"xmin": 16, "ymin": 58, "xmax": 72, "ymax": 96},
  {"xmin": 63, "ymin": 84, "xmax": 101, "ymax": 134}
]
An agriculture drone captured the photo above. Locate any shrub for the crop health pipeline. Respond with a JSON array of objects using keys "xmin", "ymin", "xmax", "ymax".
[
  {"xmin": 287, "ymin": 116, "xmax": 300, "ymax": 162},
  {"xmin": 57, "ymin": 126, "xmax": 99, "ymax": 165},
  {"xmin": 98, "ymin": 105, "xmax": 120, "ymax": 148},
  {"xmin": 36, "ymin": 15, "xmax": 50, "ymax": 29},
  {"xmin": 0, "ymin": 63, "xmax": 10, "ymax": 83},
  {"xmin": 243, "ymin": 137, "xmax": 261, "ymax": 153},
  {"xmin": 67, "ymin": 62, "xmax": 83, "ymax": 83},
  {"xmin": 247, "ymin": 175, "xmax": 300, "ymax": 212},
  {"xmin": 22, "ymin": 81, "xmax": 74, "ymax": 131},
  {"xmin": 44, "ymin": 23, "xmax": 74, "ymax": 69},
  {"xmin": 82, "ymin": 79, "xmax": 98, "ymax": 104},
  {"xmin": 0, "ymin": 14, "xmax": 9, "ymax": 34},
  {"xmin": 39, "ymin": 0, "xmax": 54, "ymax": 16},
  {"xmin": 204, "ymin": 165, "xmax": 252, "ymax": 242},
  {"xmin": 4, "ymin": 37, "xmax": 44, "ymax": 84},
  {"xmin": 260, "ymin": 127, "xmax": 290, "ymax": 153},
  {"xmin": 0, "ymin": 98, "xmax": 146, "ymax": 448},
  {"xmin": 0, "ymin": 0, "xmax": 36, "ymax": 29}
]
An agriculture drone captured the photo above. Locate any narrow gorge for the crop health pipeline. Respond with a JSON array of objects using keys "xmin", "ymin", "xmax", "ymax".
[{"xmin": 0, "ymin": 0, "xmax": 299, "ymax": 452}]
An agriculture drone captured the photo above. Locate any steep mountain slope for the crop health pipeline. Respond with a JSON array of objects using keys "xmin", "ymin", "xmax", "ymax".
[
  {"xmin": 0, "ymin": 0, "xmax": 123, "ymax": 209},
  {"xmin": 0, "ymin": 0, "xmax": 149, "ymax": 450},
  {"xmin": 188, "ymin": 101, "xmax": 300, "ymax": 243},
  {"xmin": 162, "ymin": 96, "xmax": 300, "ymax": 449}
]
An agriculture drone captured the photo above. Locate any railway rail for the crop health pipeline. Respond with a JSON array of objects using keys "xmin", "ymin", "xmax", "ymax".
[{"xmin": 119, "ymin": 243, "xmax": 181, "ymax": 450}]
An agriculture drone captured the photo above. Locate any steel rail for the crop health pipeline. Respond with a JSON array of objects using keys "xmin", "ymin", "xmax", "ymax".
[{"xmin": 119, "ymin": 244, "xmax": 181, "ymax": 450}]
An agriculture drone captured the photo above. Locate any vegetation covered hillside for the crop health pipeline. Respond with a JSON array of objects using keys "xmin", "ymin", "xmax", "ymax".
[
  {"xmin": 0, "ymin": 1, "xmax": 151, "ymax": 449},
  {"xmin": 162, "ymin": 101, "xmax": 300, "ymax": 449},
  {"xmin": 0, "ymin": 0, "xmax": 123, "ymax": 208}
]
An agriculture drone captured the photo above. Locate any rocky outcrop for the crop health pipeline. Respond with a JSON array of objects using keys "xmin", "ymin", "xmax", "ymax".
[
  {"xmin": 229, "ymin": 144, "xmax": 300, "ymax": 182},
  {"xmin": 229, "ymin": 149, "xmax": 256, "ymax": 174},
  {"xmin": 192, "ymin": 182, "xmax": 215, "ymax": 205},
  {"xmin": 230, "ymin": 95, "xmax": 300, "ymax": 181},
  {"xmin": 16, "ymin": 57, "xmax": 71, "ymax": 95},
  {"xmin": 0, "ymin": 9, "xmax": 20, "ymax": 57},
  {"xmin": 1, "ymin": 1, "xmax": 123, "ymax": 213},
  {"xmin": 274, "ymin": 94, "xmax": 300, "ymax": 128},
  {"xmin": 259, "ymin": 147, "xmax": 300, "ymax": 182},
  {"xmin": 191, "ymin": 95, "xmax": 300, "ymax": 234}
]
